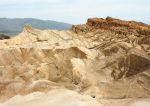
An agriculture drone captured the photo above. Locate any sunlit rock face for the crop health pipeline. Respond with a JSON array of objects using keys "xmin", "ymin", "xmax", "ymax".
[{"xmin": 0, "ymin": 17, "xmax": 150, "ymax": 106}]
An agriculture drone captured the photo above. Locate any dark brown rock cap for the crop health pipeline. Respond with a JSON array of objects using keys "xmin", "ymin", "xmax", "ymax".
[
  {"xmin": 0, "ymin": 33, "xmax": 10, "ymax": 40},
  {"xmin": 72, "ymin": 16, "xmax": 150, "ymax": 36}
]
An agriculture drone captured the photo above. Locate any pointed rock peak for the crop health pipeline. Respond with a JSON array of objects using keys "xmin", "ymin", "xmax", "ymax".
[{"xmin": 23, "ymin": 24, "xmax": 34, "ymax": 32}]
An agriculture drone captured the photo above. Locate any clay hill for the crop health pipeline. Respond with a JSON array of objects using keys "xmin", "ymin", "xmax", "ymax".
[{"xmin": 0, "ymin": 17, "xmax": 150, "ymax": 106}]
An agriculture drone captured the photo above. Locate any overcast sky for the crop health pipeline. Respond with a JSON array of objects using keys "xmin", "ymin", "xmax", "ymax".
[{"xmin": 0, "ymin": 0, "xmax": 149, "ymax": 24}]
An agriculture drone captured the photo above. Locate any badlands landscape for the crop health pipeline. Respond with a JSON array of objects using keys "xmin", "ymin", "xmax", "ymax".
[{"xmin": 0, "ymin": 17, "xmax": 150, "ymax": 106}]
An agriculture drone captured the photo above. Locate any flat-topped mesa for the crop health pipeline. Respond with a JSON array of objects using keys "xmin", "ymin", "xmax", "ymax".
[{"xmin": 72, "ymin": 16, "xmax": 150, "ymax": 36}]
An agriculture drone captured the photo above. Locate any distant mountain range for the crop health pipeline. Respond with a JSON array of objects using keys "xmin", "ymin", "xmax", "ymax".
[{"xmin": 0, "ymin": 18, "xmax": 72, "ymax": 36}]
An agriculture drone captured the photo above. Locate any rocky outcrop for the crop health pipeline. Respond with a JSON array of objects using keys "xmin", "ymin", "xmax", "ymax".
[
  {"xmin": 72, "ymin": 16, "xmax": 150, "ymax": 36},
  {"xmin": 0, "ymin": 34, "xmax": 10, "ymax": 40}
]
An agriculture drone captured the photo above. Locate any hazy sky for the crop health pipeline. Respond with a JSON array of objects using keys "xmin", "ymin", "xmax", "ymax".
[{"xmin": 0, "ymin": 0, "xmax": 149, "ymax": 24}]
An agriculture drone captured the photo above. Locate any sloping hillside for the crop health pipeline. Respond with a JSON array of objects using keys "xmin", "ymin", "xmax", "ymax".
[{"xmin": 0, "ymin": 18, "xmax": 72, "ymax": 35}]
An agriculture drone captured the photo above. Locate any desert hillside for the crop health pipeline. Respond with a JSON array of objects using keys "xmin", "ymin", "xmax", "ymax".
[{"xmin": 0, "ymin": 17, "xmax": 150, "ymax": 106}]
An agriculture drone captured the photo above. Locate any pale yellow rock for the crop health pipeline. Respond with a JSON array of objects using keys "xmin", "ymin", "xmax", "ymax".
[{"xmin": 1, "ymin": 89, "xmax": 102, "ymax": 106}]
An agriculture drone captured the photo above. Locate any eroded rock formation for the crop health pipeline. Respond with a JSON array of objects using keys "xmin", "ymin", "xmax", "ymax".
[{"xmin": 0, "ymin": 17, "xmax": 150, "ymax": 106}]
